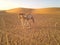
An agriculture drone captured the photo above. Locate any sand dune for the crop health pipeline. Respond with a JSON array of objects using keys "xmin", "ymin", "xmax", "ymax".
[
  {"xmin": 5, "ymin": 7, "xmax": 60, "ymax": 15},
  {"xmin": 33, "ymin": 8, "xmax": 60, "ymax": 14},
  {"xmin": 0, "ymin": 7, "xmax": 60, "ymax": 45}
]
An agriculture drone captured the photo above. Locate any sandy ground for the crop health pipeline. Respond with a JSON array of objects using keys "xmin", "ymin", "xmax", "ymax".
[{"xmin": 0, "ymin": 14, "xmax": 60, "ymax": 45}]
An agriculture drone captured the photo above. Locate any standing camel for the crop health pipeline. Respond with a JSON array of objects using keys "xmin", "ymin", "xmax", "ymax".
[{"xmin": 19, "ymin": 13, "xmax": 34, "ymax": 29}]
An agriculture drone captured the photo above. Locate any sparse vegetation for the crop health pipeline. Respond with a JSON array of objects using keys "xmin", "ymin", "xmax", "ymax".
[{"xmin": 0, "ymin": 8, "xmax": 60, "ymax": 45}]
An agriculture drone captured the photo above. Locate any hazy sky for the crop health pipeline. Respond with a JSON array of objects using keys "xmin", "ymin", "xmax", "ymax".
[{"xmin": 0, "ymin": 0, "xmax": 60, "ymax": 10}]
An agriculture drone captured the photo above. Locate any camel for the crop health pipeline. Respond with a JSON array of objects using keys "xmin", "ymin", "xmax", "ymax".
[{"xmin": 19, "ymin": 13, "xmax": 34, "ymax": 29}]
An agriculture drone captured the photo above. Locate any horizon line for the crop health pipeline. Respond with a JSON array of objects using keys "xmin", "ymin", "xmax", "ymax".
[{"xmin": 0, "ymin": 7, "xmax": 60, "ymax": 11}]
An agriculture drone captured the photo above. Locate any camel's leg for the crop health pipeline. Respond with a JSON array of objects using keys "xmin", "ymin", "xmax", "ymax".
[
  {"xmin": 20, "ymin": 19, "xmax": 25, "ymax": 29},
  {"xmin": 28, "ymin": 20, "xmax": 31, "ymax": 28},
  {"xmin": 24, "ymin": 20, "xmax": 31, "ymax": 29},
  {"xmin": 28, "ymin": 19, "xmax": 34, "ymax": 29}
]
